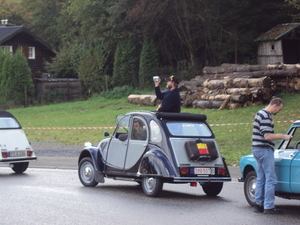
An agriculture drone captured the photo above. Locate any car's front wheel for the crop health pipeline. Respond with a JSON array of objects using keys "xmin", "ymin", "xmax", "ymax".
[
  {"xmin": 244, "ymin": 171, "xmax": 256, "ymax": 206},
  {"xmin": 78, "ymin": 157, "xmax": 98, "ymax": 187},
  {"xmin": 141, "ymin": 177, "xmax": 163, "ymax": 197},
  {"xmin": 201, "ymin": 182, "xmax": 223, "ymax": 196},
  {"xmin": 12, "ymin": 162, "xmax": 29, "ymax": 174}
]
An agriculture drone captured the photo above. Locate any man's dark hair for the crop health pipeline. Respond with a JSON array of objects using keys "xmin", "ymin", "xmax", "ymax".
[
  {"xmin": 134, "ymin": 119, "xmax": 143, "ymax": 127},
  {"xmin": 270, "ymin": 97, "xmax": 284, "ymax": 106}
]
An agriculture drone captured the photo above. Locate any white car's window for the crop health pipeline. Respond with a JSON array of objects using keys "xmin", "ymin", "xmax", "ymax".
[
  {"xmin": 167, "ymin": 122, "xmax": 212, "ymax": 137},
  {"xmin": 0, "ymin": 117, "xmax": 20, "ymax": 128},
  {"xmin": 150, "ymin": 120, "xmax": 162, "ymax": 143}
]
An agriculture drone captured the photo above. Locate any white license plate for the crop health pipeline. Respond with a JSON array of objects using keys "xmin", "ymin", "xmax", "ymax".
[
  {"xmin": 9, "ymin": 151, "xmax": 26, "ymax": 157},
  {"xmin": 194, "ymin": 168, "xmax": 211, "ymax": 175}
]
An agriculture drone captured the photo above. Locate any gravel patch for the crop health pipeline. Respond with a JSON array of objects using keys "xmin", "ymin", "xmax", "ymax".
[{"xmin": 30, "ymin": 140, "xmax": 85, "ymax": 157}]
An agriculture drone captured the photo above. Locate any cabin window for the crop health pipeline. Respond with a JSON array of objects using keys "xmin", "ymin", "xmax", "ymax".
[
  {"xmin": 271, "ymin": 45, "xmax": 275, "ymax": 50},
  {"xmin": 2, "ymin": 45, "xmax": 12, "ymax": 53},
  {"xmin": 28, "ymin": 47, "xmax": 35, "ymax": 59}
]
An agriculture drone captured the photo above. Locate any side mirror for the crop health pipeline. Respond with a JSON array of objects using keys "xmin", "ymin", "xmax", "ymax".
[{"xmin": 104, "ymin": 131, "xmax": 110, "ymax": 137}]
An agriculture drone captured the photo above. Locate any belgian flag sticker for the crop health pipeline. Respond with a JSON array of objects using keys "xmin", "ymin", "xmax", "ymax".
[{"xmin": 196, "ymin": 142, "xmax": 209, "ymax": 155}]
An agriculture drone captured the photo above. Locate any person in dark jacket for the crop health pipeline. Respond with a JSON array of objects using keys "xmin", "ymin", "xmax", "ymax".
[{"xmin": 154, "ymin": 75, "xmax": 181, "ymax": 112}]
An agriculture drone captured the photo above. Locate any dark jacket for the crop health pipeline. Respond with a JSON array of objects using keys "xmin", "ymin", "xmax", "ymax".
[{"xmin": 155, "ymin": 86, "xmax": 181, "ymax": 112}]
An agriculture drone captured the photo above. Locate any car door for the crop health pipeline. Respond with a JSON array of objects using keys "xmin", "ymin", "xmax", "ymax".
[
  {"xmin": 275, "ymin": 126, "xmax": 300, "ymax": 193},
  {"xmin": 288, "ymin": 127, "xmax": 300, "ymax": 193},
  {"xmin": 106, "ymin": 115, "xmax": 130, "ymax": 172},
  {"xmin": 124, "ymin": 116, "xmax": 148, "ymax": 171}
]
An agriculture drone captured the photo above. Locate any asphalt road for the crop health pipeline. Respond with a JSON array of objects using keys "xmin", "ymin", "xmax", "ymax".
[
  {"xmin": 2, "ymin": 167, "xmax": 300, "ymax": 225},
  {"xmin": 27, "ymin": 156, "xmax": 241, "ymax": 181}
]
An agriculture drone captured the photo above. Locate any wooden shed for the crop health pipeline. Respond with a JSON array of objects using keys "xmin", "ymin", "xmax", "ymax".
[
  {"xmin": 255, "ymin": 23, "xmax": 300, "ymax": 65},
  {"xmin": 35, "ymin": 78, "xmax": 81, "ymax": 101},
  {"xmin": 0, "ymin": 22, "xmax": 55, "ymax": 79}
]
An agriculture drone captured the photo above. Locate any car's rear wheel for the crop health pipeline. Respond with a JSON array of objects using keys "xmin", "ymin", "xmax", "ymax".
[
  {"xmin": 78, "ymin": 157, "xmax": 98, "ymax": 187},
  {"xmin": 141, "ymin": 177, "xmax": 163, "ymax": 197},
  {"xmin": 12, "ymin": 162, "xmax": 29, "ymax": 174},
  {"xmin": 244, "ymin": 171, "xmax": 256, "ymax": 206},
  {"xmin": 201, "ymin": 182, "xmax": 223, "ymax": 196}
]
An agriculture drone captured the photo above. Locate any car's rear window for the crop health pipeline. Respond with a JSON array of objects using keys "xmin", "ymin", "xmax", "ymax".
[
  {"xmin": 166, "ymin": 121, "xmax": 212, "ymax": 137},
  {"xmin": 0, "ymin": 117, "xmax": 20, "ymax": 129}
]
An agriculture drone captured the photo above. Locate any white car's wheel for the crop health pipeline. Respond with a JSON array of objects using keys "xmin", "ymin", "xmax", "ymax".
[
  {"xmin": 12, "ymin": 162, "xmax": 29, "ymax": 174},
  {"xmin": 78, "ymin": 157, "xmax": 98, "ymax": 187}
]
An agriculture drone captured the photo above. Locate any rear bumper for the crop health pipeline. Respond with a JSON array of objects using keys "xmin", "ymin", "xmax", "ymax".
[
  {"xmin": 173, "ymin": 176, "xmax": 231, "ymax": 183},
  {"xmin": 0, "ymin": 157, "xmax": 37, "ymax": 163}
]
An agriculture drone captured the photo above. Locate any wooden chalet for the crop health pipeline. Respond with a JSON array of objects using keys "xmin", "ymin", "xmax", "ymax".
[
  {"xmin": 255, "ymin": 23, "xmax": 300, "ymax": 65},
  {"xmin": 0, "ymin": 21, "xmax": 55, "ymax": 79}
]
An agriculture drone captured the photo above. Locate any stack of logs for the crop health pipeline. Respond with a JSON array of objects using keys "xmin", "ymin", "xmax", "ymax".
[
  {"xmin": 180, "ymin": 63, "xmax": 300, "ymax": 110},
  {"xmin": 127, "ymin": 63, "xmax": 300, "ymax": 110}
]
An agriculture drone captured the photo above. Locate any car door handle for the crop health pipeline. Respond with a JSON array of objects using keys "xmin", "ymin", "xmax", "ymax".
[{"xmin": 290, "ymin": 154, "xmax": 294, "ymax": 157}]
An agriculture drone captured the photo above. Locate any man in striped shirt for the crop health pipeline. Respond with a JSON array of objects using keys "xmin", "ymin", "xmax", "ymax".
[{"xmin": 252, "ymin": 98, "xmax": 292, "ymax": 214}]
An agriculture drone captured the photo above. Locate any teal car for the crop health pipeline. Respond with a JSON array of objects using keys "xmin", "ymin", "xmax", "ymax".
[{"xmin": 239, "ymin": 120, "xmax": 300, "ymax": 206}]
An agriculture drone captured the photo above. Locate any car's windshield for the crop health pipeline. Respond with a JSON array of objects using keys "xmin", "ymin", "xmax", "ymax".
[
  {"xmin": 166, "ymin": 121, "xmax": 212, "ymax": 137},
  {"xmin": 0, "ymin": 117, "xmax": 20, "ymax": 129}
]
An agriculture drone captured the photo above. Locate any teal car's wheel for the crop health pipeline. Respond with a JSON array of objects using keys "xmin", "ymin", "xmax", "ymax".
[
  {"xmin": 244, "ymin": 171, "xmax": 256, "ymax": 206},
  {"xmin": 141, "ymin": 177, "xmax": 163, "ymax": 197},
  {"xmin": 78, "ymin": 157, "xmax": 98, "ymax": 187}
]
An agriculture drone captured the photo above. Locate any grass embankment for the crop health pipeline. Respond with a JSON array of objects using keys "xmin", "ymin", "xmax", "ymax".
[{"xmin": 8, "ymin": 92, "xmax": 300, "ymax": 165}]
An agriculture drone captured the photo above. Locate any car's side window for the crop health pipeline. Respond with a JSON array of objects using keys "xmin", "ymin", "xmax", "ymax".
[
  {"xmin": 285, "ymin": 127, "xmax": 300, "ymax": 149},
  {"xmin": 150, "ymin": 120, "xmax": 162, "ymax": 143},
  {"xmin": 114, "ymin": 115, "xmax": 130, "ymax": 141},
  {"xmin": 131, "ymin": 118, "xmax": 147, "ymax": 140}
]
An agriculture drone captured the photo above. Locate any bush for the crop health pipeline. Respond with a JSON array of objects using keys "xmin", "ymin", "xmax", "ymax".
[{"xmin": 100, "ymin": 85, "xmax": 134, "ymax": 99}]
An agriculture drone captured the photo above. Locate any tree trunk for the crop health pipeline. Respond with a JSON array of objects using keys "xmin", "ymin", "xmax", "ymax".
[
  {"xmin": 193, "ymin": 100, "xmax": 223, "ymax": 109},
  {"xmin": 127, "ymin": 94, "xmax": 157, "ymax": 106},
  {"xmin": 225, "ymin": 88, "xmax": 251, "ymax": 95},
  {"xmin": 203, "ymin": 79, "xmax": 233, "ymax": 89},
  {"xmin": 232, "ymin": 76, "xmax": 271, "ymax": 88}
]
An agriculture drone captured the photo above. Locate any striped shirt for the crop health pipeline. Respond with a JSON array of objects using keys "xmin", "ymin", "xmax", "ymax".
[{"xmin": 252, "ymin": 109, "xmax": 275, "ymax": 149}]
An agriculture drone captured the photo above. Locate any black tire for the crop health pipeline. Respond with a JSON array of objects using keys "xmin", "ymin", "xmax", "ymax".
[
  {"xmin": 201, "ymin": 182, "xmax": 223, "ymax": 196},
  {"xmin": 78, "ymin": 157, "xmax": 98, "ymax": 187},
  {"xmin": 141, "ymin": 177, "xmax": 163, "ymax": 197},
  {"xmin": 244, "ymin": 171, "xmax": 257, "ymax": 206},
  {"xmin": 12, "ymin": 162, "xmax": 29, "ymax": 174}
]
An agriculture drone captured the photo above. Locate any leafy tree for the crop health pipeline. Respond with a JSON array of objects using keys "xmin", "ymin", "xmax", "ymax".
[
  {"xmin": 139, "ymin": 39, "xmax": 159, "ymax": 89},
  {"xmin": 17, "ymin": 0, "xmax": 67, "ymax": 49}
]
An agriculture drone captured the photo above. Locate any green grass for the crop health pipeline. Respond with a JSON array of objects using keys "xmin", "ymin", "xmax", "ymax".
[{"xmin": 7, "ymin": 92, "xmax": 300, "ymax": 165}]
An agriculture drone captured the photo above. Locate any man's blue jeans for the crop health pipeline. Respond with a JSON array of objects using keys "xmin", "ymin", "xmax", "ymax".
[{"xmin": 252, "ymin": 148, "xmax": 277, "ymax": 209}]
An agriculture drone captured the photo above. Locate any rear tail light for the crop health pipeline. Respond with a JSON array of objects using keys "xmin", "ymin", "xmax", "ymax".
[
  {"xmin": 2, "ymin": 151, "xmax": 8, "ymax": 158},
  {"xmin": 27, "ymin": 150, "xmax": 34, "ymax": 156},
  {"xmin": 180, "ymin": 167, "xmax": 190, "ymax": 175},
  {"xmin": 190, "ymin": 182, "xmax": 197, "ymax": 187},
  {"xmin": 218, "ymin": 168, "xmax": 227, "ymax": 176}
]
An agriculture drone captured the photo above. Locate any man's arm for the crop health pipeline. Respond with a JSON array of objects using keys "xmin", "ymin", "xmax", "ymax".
[
  {"xmin": 265, "ymin": 133, "xmax": 292, "ymax": 141},
  {"xmin": 155, "ymin": 86, "xmax": 164, "ymax": 100}
]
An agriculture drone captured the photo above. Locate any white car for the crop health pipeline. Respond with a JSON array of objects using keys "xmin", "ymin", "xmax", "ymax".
[{"xmin": 0, "ymin": 110, "xmax": 37, "ymax": 173}]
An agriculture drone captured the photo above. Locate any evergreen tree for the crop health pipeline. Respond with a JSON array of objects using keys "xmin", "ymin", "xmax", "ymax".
[
  {"xmin": 1, "ymin": 49, "xmax": 34, "ymax": 106},
  {"xmin": 139, "ymin": 39, "xmax": 159, "ymax": 89},
  {"xmin": 112, "ymin": 39, "xmax": 140, "ymax": 88}
]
